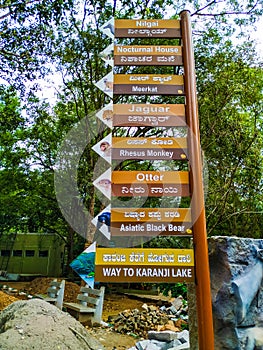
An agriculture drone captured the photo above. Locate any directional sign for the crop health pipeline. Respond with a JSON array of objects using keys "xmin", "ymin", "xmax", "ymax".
[
  {"xmin": 112, "ymin": 104, "xmax": 185, "ymax": 127},
  {"xmin": 95, "ymin": 71, "xmax": 113, "ymax": 98},
  {"xmin": 114, "ymin": 45, "xmax": 183, "ymax": 66},
  {"xmin": 111, "ymin": 137, "xmax": 188, "ymax": 160},
  {"xmin": 114, "ymin": 74, "xmax": 184, "ymax": 95},
  {"xmin": 95, "ymin": 247, "xmax": 194, "ymax": 283},
  {"xmin": 92, "ymin": 134, "xmax": 112, "ymax": 164},
  {"xmin": 112, "ymin": 170, "xmax": 188, "ymax": 184},
  {"xmin": 115, "ymin": 19, "xmax": 181, "ymax": 38},
  {"xmin": 93, "ymin": 168, "xmax": 111, "ymax": 200},
  {"xmin": 96, "ymin": 103, "xmax": 113, "ymax": 129},
  {"xmin": 111, "ymin": 171, "xmax": 189, "ymax": 197},
  {"xmin": 110, "ymin": 208, "xmax": 192, "ymax": 236},
  {"xmin": 70, "ymin": 242, "xmax": 96, "ymax": 288},
  {"xmin": 111, "ymin": 208, "xmax": 191, "ymax": 222}
]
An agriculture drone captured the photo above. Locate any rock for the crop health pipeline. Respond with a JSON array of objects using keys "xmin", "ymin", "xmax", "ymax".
[
  {"xmin": 148, "ymin": 330, "xmax": 178, "ymax": 342},
  {"xmin": 0, "ymin": 299, "xmax": 105, "ymax": 350}
]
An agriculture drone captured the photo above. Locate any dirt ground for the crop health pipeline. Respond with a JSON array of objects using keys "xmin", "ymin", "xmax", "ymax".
[{"xmin": 0, "ymin": 279, "xmax": 149, "ymax": 350}]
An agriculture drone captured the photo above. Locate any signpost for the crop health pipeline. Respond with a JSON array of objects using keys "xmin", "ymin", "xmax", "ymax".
[
  {"xmin": 114, "ymin": 45, "xmax": 182, "ymax": 66},
  {"xmin": 78, "ymin": 12, "xmax": 214, "ymax": 350},
  {"xmin": 95, "ymin": 247, "xmax": 194, "ymax": 283},
  {"xmin": 111, "ymin": 137, "xmax": 187, "ymax": 160},
  {"xmin": 113, "ymin": 74, "xmax": 184, "ymax": 95}
]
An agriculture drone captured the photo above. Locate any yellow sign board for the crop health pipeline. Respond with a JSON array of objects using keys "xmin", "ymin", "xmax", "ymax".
[
  {"xmin": 113, "ymin": 103, "xmax": 185, "ymax": 116},
  {"xmin": 96, "ymin": 248, "xmax": 194, "ymax": 266},
  {"xmin": 115, "ymin": 19, "xmax": 180, "ymax": 29},
  {"xmin": 111, "ymin": 208, "xmax": 191, "ymax": 222},
  {"xmin": 111, "ymin": 171, "xmax": 189, "ymax": 184},
  {"xmin": 114, "ymin": 74, "xmax": 183, "ymax": 85},
  {"xmin": 112, "ymin": 137, "xmax": 187, "ymax": 149}
]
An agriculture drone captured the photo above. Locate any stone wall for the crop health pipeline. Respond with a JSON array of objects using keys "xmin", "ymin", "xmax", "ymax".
[{"xmin": 188, "ymin": 236, "xmax": 263, "ymax": 349}]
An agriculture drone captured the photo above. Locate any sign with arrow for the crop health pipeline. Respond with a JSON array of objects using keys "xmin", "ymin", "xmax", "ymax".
[
  {"xmin": 93, "ymin": 168, "xmax": 111, "ymax": 200},
  {"xmin": 95, "ymin": 103, "xmax": 113, "ymax": 129},
  {"xmin": 92, "ymin": 134, "xmax": 112, "ymax": 164},
  {"xmin": 95, "ymin": 71, "xmax": 113, "ymax": 98},
  {"xmin": 70, "ymin": 242, "xmax": 96, "ymax": 288}
]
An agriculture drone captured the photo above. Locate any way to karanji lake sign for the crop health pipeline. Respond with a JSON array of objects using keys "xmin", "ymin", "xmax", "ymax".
[
  {"xmin": 71, "ymin": 12, "xmax": 214, "ymax": 350},
  {"xmin": 95, "ymin": 247, "xmax": 194, "ymax": 283}
]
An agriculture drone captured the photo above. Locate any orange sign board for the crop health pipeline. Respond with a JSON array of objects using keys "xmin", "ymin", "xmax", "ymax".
[
  {"xmin": 113, "ymin": 104, "xmax": 185, "ymax": 116},
  {"xmin": 112, "ymin": 137, "xmax": 187, "ymax": 149},
  {"xmin": 115, "ymin": 19, "xmax": 180, "ymax": 29},
  {"xmin": 114, "ymin": 74, "xmax": 183, "ymax": 85},
  {"xmin": 111, "ymin": 208, "xmax": 191, "ymax": 222},
  {"xmin": 111, "ymin": 171, "xmax": 189, "ymax": 184},
  {"xmin": 112, "ymin": 104, "xmax": 186, "ymax": 127},
  {"xmin": 114, "ymin": 74, "xmax": 184, "ymax": 95}
]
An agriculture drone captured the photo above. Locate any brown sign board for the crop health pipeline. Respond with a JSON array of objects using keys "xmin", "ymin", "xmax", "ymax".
[
  {"xmin": 112, "ymin": 104, "xmax": 186, "ymax": 127},
  {"xmin": 111, "ymin": 148, "xmax": 187, "ymax": 160},
  {"xmin": 114, "ymin": 45, "xmax": 182, "ymax": 66},
  {"xmin": 115, "ymin": 19, "xmax": 181, "ymax": 38},
  {"xmin": 111, "ymin": 222, "xmax": 192, "ymax": 236},
  {"xmin": 111, "ymin": 137, "xmax": 188, "ymax": 160},
  {"xmin": 111, "ymin": 184, "xmax": 190, "ymax": 197},
  {"xmin": 95, "ymin": 265, "xmax": 194, "ymax": 282},
  {"xmin": 113, "ymin": 74, "xmax": 184, "ymax": 96}
]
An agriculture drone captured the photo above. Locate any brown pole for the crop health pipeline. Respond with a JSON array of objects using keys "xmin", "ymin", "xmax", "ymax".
[{"xmin": 180, "ymin": 10, "xmax": 214, "ymax": 349}]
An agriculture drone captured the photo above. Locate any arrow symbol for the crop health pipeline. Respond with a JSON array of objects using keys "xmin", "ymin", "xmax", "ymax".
[
  {"xmin": 92, "ymin": 134, "xmax": 112, "ymax": 164},
  {"xmin": 100, "ymin": 43, "xmax": 114, "ymax": 67},
  {"xmin": 70, "ymin": 242, "xmax": 96, "ymax": 288},
  {"xmin": 91, "ymin": 205, "xmax": 111, "ymax": 241},
  {"xmin": 94, "ymin": 71, "xmax": 113, "ymax": 98},
  {"xmin": 99, "ymin": 18, "xmax": 114, "ymax": 39},
  {"xmin": 93, "ymin": 168, "xmax": 111, "ymax": 200},
  {"xmin": 95, "ymin": 103, "xmax": 113, "ymax": 129}
]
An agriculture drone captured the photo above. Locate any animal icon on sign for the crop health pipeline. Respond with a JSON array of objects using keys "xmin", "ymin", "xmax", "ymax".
[{"xmin": 104, "ymin": 79, "xmax": 113, "ymax": 92}]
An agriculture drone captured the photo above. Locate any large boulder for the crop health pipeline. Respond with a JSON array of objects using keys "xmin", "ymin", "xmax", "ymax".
[{"xmin": 0, "ymin": 298, "xmax": 105, "ymax": 350}]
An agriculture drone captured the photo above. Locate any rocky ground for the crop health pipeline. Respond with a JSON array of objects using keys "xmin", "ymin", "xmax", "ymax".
[{"xmin": 0, "ymin": 278, "xmax": 189, "ymax": 350}]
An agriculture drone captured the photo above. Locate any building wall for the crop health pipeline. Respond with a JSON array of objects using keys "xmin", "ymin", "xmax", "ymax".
[{"xmin": 0, "ymin": 233, "xmax": 65, "ymax": 276}]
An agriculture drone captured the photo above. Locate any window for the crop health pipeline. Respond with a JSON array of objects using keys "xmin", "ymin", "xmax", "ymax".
[
  {"xmin": 1, "ymin": 250, "xmax": 11, "ymax": 257},
  {"xmin": 13, "ymin": 250, "xmax": 22, "ymax": 257},
  {"xmin": 25, "ymin": 250, "xmax": 35, "ymax": 257},
  {"xmin": 39, "ymin": 250, "xmax": 48, "ymax": 257}
]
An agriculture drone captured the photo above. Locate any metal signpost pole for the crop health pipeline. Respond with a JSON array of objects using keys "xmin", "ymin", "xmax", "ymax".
[{"xmin": 180, "ymin": 10, "xmax": 215, "ymax": 349}]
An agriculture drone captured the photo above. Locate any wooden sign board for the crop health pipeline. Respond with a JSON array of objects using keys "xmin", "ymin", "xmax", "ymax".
[
  {"xmin": 112, "ymin": 104, "xmax": 186, "ymax": 127},
  {"xmin": 112, "ymin": 137, "xmax": 187, "ymax": 160},
  {"xmin": 115, "ymin": 19, "xmax": 181, "ymax": 38},
  {"xmin": 111, "ymin": 183, "xmax": 190, "ymax": 197},
  {"xmin": 111, "ymin": 171, "xmax": 189, "ymax": 197},
  {"xmin": 110, "ymin": 222, "xmax": 192, "ymax": 236},
  {"xmin": 113, "ymin": 74, "xmax": 184, "ymax": 95},
  {"xmin": 114, "ymin": 45, "xmax": 182, "ymax": 66},
  {"xmin": 95, "ymin": 248, "xmax": 194, "ymax": 283},
  {"xmin": 111, "ymin": 208, "xmax": 191, "ymax": 222},
  {"xmin": 112, "ymin": 170, "xmax": 188, "ymax": 184}
]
